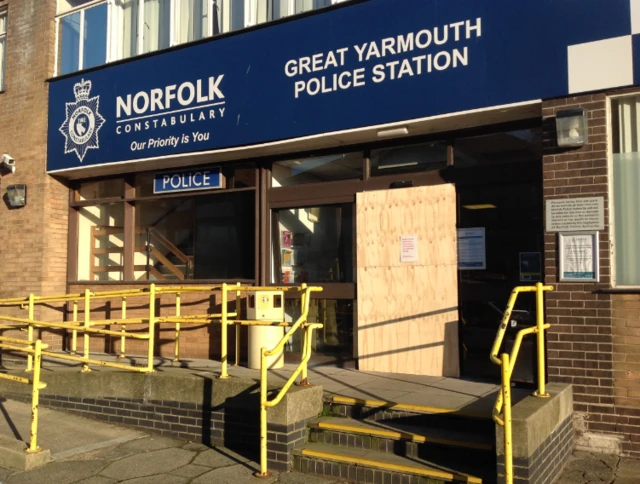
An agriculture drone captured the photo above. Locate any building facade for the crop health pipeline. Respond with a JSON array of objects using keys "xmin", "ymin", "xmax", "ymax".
[{"xmin": 2, "ymin": 0, "xmax": 640, "ymax": 459}]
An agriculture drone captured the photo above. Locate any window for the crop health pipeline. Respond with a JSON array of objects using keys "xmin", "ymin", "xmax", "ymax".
[
  {"xmin": 177, "ymin": 0, "xmax": 210, "ymax": 43},
  {"xmin": 56, "ymin": 0, "xmax": 351, "ymax": 75},
  {"xmin": 0, "ymin": 9, "xmax": 7, "ymax": 91},
  {"xmin": 282, "ymin": 298, "xmax": 355, "ymax": 355},
  {"xmin": 272, "ymin": 152, "xmax": 363, "ymax": 187},
  {"xmin": 272, "ymin": 203, "xmax": 355, "ymax": 284},
  {"xmin": 370, "ymin": 141, "xmax": 448, "ymax": 177},
  {"xmin": 72, "ymin": 163, "xmax": 257, "ymax": 282},
  {"xmin": 135, "ymin": 192, "xmax": 254, "ymax": 281},
  {"xmin": 78, "ymin": 203, "xmax": 125, "ymax": 281},
  {"xmin": 612, "ymin": 96, "xmax": 640, "ymax": 285},
  {"xmin": 58, "ymin": 2, "xmax": 108, "ymax": 75}
]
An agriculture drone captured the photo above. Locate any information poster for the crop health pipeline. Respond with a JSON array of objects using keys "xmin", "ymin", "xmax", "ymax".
[
  {"xmin": 400, "ymin": 235, "xmax": 419, "ymax": 263},
  {"xmin": 457, "ymin": 227, "xmax": 486, "ymax": 270},
  {"xmin": 559, "ymin": 231, "xmax": 599, "ymax": 282},
  {"xmin": 519, "ymin": 252, "xmax": 542, "ymax": 282}
]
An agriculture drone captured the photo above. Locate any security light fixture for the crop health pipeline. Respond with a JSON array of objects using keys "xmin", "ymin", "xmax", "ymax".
[
  {"xmin": 377, "ymin": 127, "xmax": 409, "ymax": 138},
  {"xmin": 556, "ymin": 108, "xmax": 588, "ymax": 148},
  {"xmin": 6, "ymin": 184, "xmax": 26, "ymax": 208}
]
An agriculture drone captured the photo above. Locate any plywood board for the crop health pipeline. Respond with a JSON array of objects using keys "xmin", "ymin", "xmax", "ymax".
[{"xmin": 356, "ymin": 185, "xmax": 459, "ymax": 377}]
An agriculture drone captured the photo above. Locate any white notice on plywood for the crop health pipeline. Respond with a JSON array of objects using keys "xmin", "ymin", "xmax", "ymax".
[{"xmin": 400, "ymin": 235, "xmax": 419, "ymax": 263}]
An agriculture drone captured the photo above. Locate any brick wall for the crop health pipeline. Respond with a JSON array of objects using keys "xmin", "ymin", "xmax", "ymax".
[
  {"xmin": 0, "ymin": 0, "xmax": 67, "ymax": 349},
  {"xmin": 543, "ymin": 93, "xmax": 640, "ymax": 457}
]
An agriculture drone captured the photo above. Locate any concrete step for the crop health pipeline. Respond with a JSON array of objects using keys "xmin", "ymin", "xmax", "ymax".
[
  {"xmin": 293, "ymin": 442, "xmax": 484, "ymax": 484},
  {"xmin": 323, "ymin": 395, "xmax": 496, "ymax": 435},
  {"xmin": 309, "ymin": 417, "xmax": 494, "ymax": 453}
]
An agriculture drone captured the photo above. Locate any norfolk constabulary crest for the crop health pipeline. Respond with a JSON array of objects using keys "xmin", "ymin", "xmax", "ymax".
[{"xmin": 59, "ymin": 79, "xmax": 105, "ymax": 162}]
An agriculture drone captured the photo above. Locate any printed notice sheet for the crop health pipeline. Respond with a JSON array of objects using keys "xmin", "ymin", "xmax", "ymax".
[{"xmin": 457, "ymin": 227, "xmax": 486, "ymax": 270}]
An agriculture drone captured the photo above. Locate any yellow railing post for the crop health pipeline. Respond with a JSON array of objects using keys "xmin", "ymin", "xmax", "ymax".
[
  {"xmin": 82, "ymin": 289, "xmax": 91, "ymax": 373},
  {"xmin": 501, "ymin": 353, "xmax": 513, "ymax": 484},
  {"xmin": 299, "ymin": 285, "xmax": 313, "ymax": 386},
  {"xmin": 27, "ymin": 339, "xmax": 43, "ymax": 453},
  {"xmin": 220, "ymin": 283, "xmax": 229, "ymax": 379},
  {"xmin": 235, "ymin": 282, "xmax": 241, "ymax": 366},
  {"xmin": 257, "ymin": 346, "xmax": 270, "ymax": 478},
  {"xmin": 534, "ymin": 282, "xmax": 550, "ymax": 398},
  {"xmin": 147, "ymin": 284, "xmax": 156, "ymax": 373},
  {"xmin": 174, "ymin": 293, "xmax": 181, "ymax": 362},
  {"xmin": 26, "ymin": 293, "xmax": 35, "ymax": 372},
  {"xmin": 71, "ymin": 300, "xmax": 78, "ymax": 355},
  {"xmin": 119, "ymin": 297, "xmax": 127, "ymax": 359}
]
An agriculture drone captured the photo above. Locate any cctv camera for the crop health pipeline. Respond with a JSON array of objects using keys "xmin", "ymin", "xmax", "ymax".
[{"xmin": 1, "ymin": 154, "xmax": 16, "ymax": 174}]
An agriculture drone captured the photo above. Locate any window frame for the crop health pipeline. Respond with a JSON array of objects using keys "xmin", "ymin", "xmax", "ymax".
[
  {"xmin": 55, "ymin": 0, "xmax": 354, "ymax": 76},
  {"xmin": 68, "ymin": 164, "xmax": 259, "ymax": 284},
  {"xmin": 0, "ymin": 8, "xmax": 7, "ymax": 92},
  {"xmin": 55, "ymin": 0, "xmax": 109, "ymax": 75}
]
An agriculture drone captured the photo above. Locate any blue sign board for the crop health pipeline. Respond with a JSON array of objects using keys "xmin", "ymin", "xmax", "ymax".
[
  {"xmin": 153, "ymin": 166, "xmax": 222, "ymax": 194},
  {"xmin": 47, "ymin": 0, "xmax": 636, "ymax": 173}
]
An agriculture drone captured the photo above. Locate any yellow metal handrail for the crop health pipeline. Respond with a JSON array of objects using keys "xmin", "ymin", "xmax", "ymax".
[
  {"xmin": 0, "ymin": 337, "xmax": 47, "ymax": 453},
  {"xmin": 490, "ymin": 282, "xmax": 553, "ymax": 484},
  {"xmin": 0, "ymin": 283, "xmax": 319, "ymax": 378},
  {"xmin": 256, "ymin": 284, "xmax": 324, "ymax": 478}
]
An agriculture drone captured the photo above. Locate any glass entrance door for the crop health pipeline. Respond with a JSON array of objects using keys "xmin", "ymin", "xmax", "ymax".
[{"xmin": 454, "ymin": 128, "xmax": 544, "ymax": 383}]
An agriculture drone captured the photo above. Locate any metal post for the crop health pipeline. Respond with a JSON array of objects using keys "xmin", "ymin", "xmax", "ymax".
[
  {"xmin": 299, "ymin": 323, "xmax": 312, "ymax": 387},
  {"xmin": 234, "ymin": 282, "xmax": 241, "ymax": 366},
  {"xmin": 300, "ymin": 285, "xmax": 310, "ymax": 386},
  {"xmin": 147, "ymin": 284, "xmax": 156, "ymax": 372},
  {"xmin": 174, "ymin": 293, "xmax": 181, "ymax": 362},
  {"xmin": 119, "ymin": 297, "xmax": 127, "ymax": 359},
  {"xmin": 26, "ymin": 294, "xmax": 34, "ymax": 372},
  {"xmin": 502, "ymin": 353, "xmax": 513, "ymax": 484},
  {"xmin": 220, "ymin": 283, "xmax": 229, "ymax": 379},
  {"xmin": 27, "ymin": 339, "xmax": 43, "ymax": 453},
  {"xmin": 71, "ymin": 300, "xmax": 78, "ymax": 355},
  {"xmin": 82, "ymin": 290, "xmax": 91, "ymax": 372},
  {"xmin": 535, "ymin": 282, "xmax": 549, "ymax": 397},
  {"xmin": 256, "ymin": 347, "xmax": 271, "ymax": 478}
]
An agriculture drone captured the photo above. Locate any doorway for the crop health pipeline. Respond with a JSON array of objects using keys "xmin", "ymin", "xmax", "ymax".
[{"xmin": 454, "ymin": 128, "xmax": 544, "ymax": 383}]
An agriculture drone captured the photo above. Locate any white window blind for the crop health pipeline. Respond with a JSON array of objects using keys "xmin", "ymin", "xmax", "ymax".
[
  {"xmin": 612, "ymin": 96, "xmax": 640, "ymax": 285},
  {"xmin": 0, "ymin": 10, "xmax": 6, "ymax": 91}
]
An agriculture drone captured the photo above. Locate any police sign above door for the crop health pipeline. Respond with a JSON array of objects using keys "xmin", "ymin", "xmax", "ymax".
[
  {"xmin": 153, "ymin": 167, "xmax": 222, "ymax": 194},
  {"xmin": 47, "ymin": 0, "xmax": 636, "ymax": 173}
]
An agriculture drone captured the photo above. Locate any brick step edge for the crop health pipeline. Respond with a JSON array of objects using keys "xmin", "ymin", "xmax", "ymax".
[
  {"xmin": 309, "ymin": 427, "xmax": 494, "ymax": 455},
  {"xmin": 323, "ymin": 402, "xmax": 494, "ymax": 430},
  {"xmin": 293, "ymin": 452, "xmax": 456, "ymax": 484}
]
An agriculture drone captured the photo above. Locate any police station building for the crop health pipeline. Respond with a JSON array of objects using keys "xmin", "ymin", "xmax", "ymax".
[{"xmin": 4, "ymin": 0, "xmax": 640, "ymax": 459}]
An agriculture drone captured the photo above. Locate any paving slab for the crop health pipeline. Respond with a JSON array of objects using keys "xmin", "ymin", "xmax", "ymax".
[
  {"xmin": 75, "ymin": 477, "xmax": 117, "ymax": 484},
  {"xmin": 192, "ymin": 447, "xmax": 252, "ymax": 467},
  {"xmin": 118, "ymin": 475, "xmax": 188, "ymax": 484},
  {"xmin": 100, "ymin": 448, "xmax": 195, "ymax": 480},
  {"xmin": 117, "ymin": 435, "xmax": 185, "ymax": 453},
  {"xmin": 4, "ymin": 460, "xmax": 107, "ymax": 484},
  {"xmin": 617, "ymin": 457, "xmax": 640, "ymax": 478},
  {"xmin": 0, "ymin": 398, "xmax": 145, "ymax": 460},
  {"xmin": 168, "ymin": 463, "xmax": 211, "ymax": 478},
  {"xmin": 191, "ymin": 463, "xmax": 278, "ymax": 484}
]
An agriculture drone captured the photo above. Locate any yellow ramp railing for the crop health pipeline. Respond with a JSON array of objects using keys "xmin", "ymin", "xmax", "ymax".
[
  {"xmin": 0, "ymin": 337, "xmax": 47, "ymax": 453},
  {"xmin": 256, "ymin": 284, "xmax": 324, "ymax": 478},
  {"xmin": 490, "ymin": 282, "xmax": 553, "ymax": 484},
  {"xmin": 0, "ymin": 283, "xmax": 316, "ymax": 377}
]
